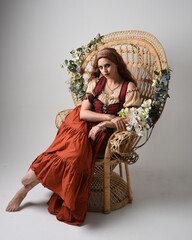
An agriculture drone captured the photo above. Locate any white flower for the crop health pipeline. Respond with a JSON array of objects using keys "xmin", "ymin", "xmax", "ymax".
[
  {"xmin": 126, "ymin": 124, "xmax": 133, "ymax": 131},
  {"xmin": 141, "ymin": 99, "xmax": 152, "ymax": 108},
  {"xmin": 118, "ymin": 104, "xmax": 151, "ymax": 136},
  {"xmin": 71, "ymin": 53, "xmax": 76, "ymax": 58},
  {"xmin": 74, "ymin": 55, "xmax": 79, "ymax": 60},
  {"xmin": 152, "ymin": 79, "xmax": 157, "ymax": 87},
  {"xmin": 130, "ymin": 107, "xmax": 137, "ymax": 113}
]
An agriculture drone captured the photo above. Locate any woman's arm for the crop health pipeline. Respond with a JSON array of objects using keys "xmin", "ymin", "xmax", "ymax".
[
  {"xmin": 88, "ymin": 117, "xmax": 129, "ymax": 140},
  {"xmin": 104, "ymin": 117, "xmax": 131, "ymax": 129},
  {"xmin": 80, "ymin": 99, "xmax": 112, "ymax": 122},
  {"xmin": 81, "ymin": 98, "xmax": 128, "ymax": 140}
]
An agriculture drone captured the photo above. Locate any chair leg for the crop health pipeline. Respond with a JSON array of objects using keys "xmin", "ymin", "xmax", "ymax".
[
  {"xmin": 119, "ymin": 162, "xmax": 123, "ymax": 178},
  {"xmin": 103, "ymin": 148, "xmax": 111, "ymax": 214},
  {"xmin": 125, "ymin": 162, "xmax": 133, "ymax": 203}
]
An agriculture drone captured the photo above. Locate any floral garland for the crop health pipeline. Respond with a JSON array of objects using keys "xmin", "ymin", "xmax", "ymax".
[
  {"xmin": 62, "ymin": 35, "xmax": 171, "ymax": 145},
  {"xmin": 61, "ymin": 33, "xmax": 103, "ymax": 100},
  {"xmin": 118, "ymin": 68, "xmax": 171, "ymax": 138}
]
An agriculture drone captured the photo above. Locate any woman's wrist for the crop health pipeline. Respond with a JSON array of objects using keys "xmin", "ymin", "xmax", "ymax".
[
  {"xmin": 98, "ymin": 122, "xmax": 107, "ymax": 131},
  {"xmin": 106, "ymin": 115, "xmax": 116, "ymax": 121}
]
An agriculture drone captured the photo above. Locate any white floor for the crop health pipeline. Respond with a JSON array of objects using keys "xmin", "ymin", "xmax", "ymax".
[{"xmin": 1, "ymin": 155, "xmax": 192, "ymax": 240}]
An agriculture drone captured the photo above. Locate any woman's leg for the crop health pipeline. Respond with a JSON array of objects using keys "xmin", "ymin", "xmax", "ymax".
[
  {"xmin": 21, "ymin": 169, "xmax": 38, "ymax": 186},
  {"xmin": 6, "ymin": 169, "xmax": 40, "ymax": 212}
]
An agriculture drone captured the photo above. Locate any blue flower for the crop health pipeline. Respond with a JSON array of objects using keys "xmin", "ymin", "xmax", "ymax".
[{"xmin": 76, "ymin": 66, "xmax": 81, "ymax": 73}]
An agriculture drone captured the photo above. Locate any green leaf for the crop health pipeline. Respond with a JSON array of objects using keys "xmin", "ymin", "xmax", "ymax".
[
  {"xmin": 161, "ymin": 69, "xmax": 167, "ymax": 74},
  {"xmin": 154, "ymin": 70, "xmax": 160, "ymax": 75}
]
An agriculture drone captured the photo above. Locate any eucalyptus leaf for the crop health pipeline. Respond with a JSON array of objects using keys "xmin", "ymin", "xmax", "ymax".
[
  {"xmin": 160, "ymin": 75, "xmax": 167, "ymax": 81},
  {"xmin": 154, "ymin": 70, "xmax": 160, "ymax": 75},
  {"xmin": 161, "ymin": 69, "xmax": 167, "ymax": 74},
  {"xmin": 165, "ymin": 74, "xmax": 170, "ymax": 80},
  {"xmin": 161, "ymin": 78, "xmax": 168, "ymax": 85}
]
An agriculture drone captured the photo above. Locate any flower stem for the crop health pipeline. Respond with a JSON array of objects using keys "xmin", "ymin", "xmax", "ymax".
[{"xmin": 134, "ymin": 125, "xmax": 154, "ymax": 151}]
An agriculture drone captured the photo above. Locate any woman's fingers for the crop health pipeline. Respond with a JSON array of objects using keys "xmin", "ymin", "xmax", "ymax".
[
  {"xmin": 88, "ymin": 126, "xmax": 100, "ymax": 140},
  {"xmin": 121, "ymin": 120, "xmax": 126, "ymax": 130},
  {"xmin": 88, "ymin": 129, "xmax": 93, "ymax": 139},
  {"xmin": 88, "ymin": 132, "xmax": 95, "ymax": 140},
  {"xmin": 115, "ymin": 119, "xmax": 126, "ymax": 131},
  {"xmin": 111, "ymin": 117, "xmax": 126, "ymax": 131},
  {"xmin": 91, "ymin": 134, "xmax": 95, "ymax": 141},
  {"xmin": 88, "ymin": 130, "xmax": 94, "ymax": 140}
]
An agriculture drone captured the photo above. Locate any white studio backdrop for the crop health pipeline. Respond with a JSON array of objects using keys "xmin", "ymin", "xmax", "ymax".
[{"xmin": 0, "ymin": 0, "xmax": 192, "ymax": 240}]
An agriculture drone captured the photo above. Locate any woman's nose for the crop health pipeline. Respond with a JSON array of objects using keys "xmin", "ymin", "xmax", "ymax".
[{"xmin": 103, "ymin": 67, "xmax": 108, "ymax": 72}]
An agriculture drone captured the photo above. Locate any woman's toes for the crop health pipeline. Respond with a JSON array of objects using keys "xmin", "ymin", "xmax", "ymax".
[
  {"xmin": 6, "ymin": 203, "xmax": 18, "ymax": 212},
  {"xmin": 6, "ymin": 187, "xmax": 27, "ymax": 212}
]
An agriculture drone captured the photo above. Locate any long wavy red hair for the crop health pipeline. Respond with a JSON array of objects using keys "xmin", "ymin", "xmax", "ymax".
[{"xmin": 89, "ymin": 47, "xmax": 137, "ymax": 86}]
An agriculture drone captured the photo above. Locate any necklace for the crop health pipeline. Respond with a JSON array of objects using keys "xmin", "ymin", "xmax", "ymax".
[{"xmin": 106, "ymin": 81, "xmax": 121, "ymax": 95}]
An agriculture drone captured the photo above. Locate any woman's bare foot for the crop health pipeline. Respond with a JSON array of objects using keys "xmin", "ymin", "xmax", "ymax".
[
  {"xmin": 21, "ymin": 169, "xmax": 37, "ymax": 186},
  {"xmin": 6, "ymin": 179, "xmax": 39, "ymax": 212},
  {"xmin": 6, "ymin": 187, "xmax": 28, "ymax": 212}
]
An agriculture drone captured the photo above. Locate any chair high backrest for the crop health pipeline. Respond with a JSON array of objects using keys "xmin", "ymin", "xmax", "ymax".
[{"xmin": 71, "ymin": 30, "xmax": 168, "ymax": 121}]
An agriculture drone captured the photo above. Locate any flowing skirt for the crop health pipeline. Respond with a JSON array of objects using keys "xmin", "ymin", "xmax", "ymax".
[{"xmin": 29, "ymin": 105, "xmax": 112, "ymax": 226}]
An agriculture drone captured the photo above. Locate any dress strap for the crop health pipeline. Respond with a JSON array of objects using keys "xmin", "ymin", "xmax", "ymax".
[{"xmin": 94, "ymin": 77, "xmax": 106, "ymax": 97}]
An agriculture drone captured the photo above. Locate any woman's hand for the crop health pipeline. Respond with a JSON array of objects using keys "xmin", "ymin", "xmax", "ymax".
[
  {"xmin": 124, "ymin": 117, "xmax": 131, "ymax": 124},
  {"xmin": 88, "ymin": 125, "xmax": 102, "ymax": 141},
  {"xmin": 111, "ymin": 117, "xmax": 127, "ymax": 131}
]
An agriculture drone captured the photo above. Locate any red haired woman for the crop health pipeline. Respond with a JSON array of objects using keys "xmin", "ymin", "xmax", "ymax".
[{"xmin": 6, "ymin": 48, "xmax": 141, "ymax": 226}]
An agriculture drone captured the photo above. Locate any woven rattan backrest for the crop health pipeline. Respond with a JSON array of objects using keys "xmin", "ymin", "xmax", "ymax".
[{"xmin": 72, "ymin": 30, "xmax": 168, "ymax": 107}]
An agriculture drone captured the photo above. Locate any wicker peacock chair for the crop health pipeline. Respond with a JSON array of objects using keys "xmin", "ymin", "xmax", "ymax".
[{"xmin": 55, "ymin": 30, "xmax": 168, "ymax": 213}]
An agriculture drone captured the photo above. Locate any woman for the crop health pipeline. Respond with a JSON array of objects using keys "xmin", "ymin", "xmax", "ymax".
[{"xmin": 6, "ymin": 48, "xmax": 141, "ymax": 226}]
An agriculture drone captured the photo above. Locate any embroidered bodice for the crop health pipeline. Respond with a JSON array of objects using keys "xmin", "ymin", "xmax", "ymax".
[{"xmin": 86, "ymin": 77, "xmax": 141, "ymax": 115}]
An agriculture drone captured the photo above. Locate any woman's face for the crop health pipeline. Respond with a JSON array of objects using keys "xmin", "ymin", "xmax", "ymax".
[{"xmin": 97, "ymin": 58, "xmax": 118, "ymax": 79}]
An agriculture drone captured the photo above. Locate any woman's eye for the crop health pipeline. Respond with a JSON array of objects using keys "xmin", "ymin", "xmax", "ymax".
[{"xmin": 99, "ymin": 64, "xmax": 110, "ymax": 70}]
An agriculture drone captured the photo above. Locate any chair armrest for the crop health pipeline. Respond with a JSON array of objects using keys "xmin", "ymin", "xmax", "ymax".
[
  {"xmin": 55, "ymin": 109, "xmax": 73, "ymax": 129},
  {"xmin": 108, "ymin": 130, "xmax": 141, "ymax": 165}
]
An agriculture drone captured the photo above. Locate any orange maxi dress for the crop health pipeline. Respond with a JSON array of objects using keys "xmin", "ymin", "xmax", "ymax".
[
  {"xmin": 29, "ymin": 77, "xmax": 141, "ymax": 226},
  {"xmin": 30, "ymin": 105, "xmax": 111, "ymax": 226}
]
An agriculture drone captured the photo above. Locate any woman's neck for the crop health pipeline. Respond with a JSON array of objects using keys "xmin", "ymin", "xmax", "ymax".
[{"xmin": 106, "ymin": 75, "xmax": 124, "ymax": 86}]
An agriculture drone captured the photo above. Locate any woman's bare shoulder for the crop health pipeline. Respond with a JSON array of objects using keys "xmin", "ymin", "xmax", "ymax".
[{"xmin": 127, "ymin": 81, "xmax": 137, "ymax": 91}]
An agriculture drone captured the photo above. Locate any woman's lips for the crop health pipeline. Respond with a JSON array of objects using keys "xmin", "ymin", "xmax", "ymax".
[{"xmin": 104, "ymin": 73, "xmax": 109, "ymax": 77}]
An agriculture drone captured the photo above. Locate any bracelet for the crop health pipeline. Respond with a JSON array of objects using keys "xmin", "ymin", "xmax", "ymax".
[
  {"xmin": 107, "ymin": 115, "xmax": 116, "ymax": 121},
  {"xmin": 98, "ymin": 122, "xmax": 107, "ymax": 131}
]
